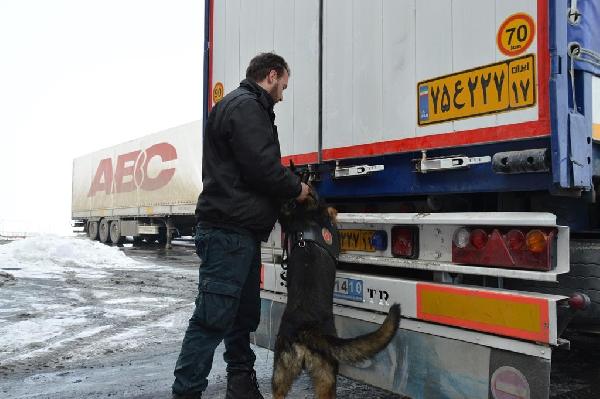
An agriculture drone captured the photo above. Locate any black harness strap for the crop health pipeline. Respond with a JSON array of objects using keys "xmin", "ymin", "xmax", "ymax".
[{"xmin": 281, "ymin": 219, "xmax": 340, "ymax": 269}]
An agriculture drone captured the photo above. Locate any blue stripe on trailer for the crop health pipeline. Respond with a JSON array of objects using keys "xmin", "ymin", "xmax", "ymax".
[{"xmin": 316, "ymin": 138, "xmax": 553, "ymax": 198}]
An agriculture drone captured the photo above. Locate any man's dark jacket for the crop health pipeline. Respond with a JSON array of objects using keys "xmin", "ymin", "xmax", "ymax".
[{"xmin": 195, "ymin": 79, "xmax": 301, "ymax": 241}]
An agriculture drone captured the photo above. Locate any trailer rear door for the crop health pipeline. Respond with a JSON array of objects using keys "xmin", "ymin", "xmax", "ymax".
[{"xmin": 208, "ymin": 0, "xmax": 551, "ymax": 163}]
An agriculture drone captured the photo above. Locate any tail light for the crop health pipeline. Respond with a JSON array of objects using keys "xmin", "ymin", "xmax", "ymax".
[
  {"xmin": 526, "ymin": 230, "xmax": 547, "ymax": 253},
  {"xmin": 392, "ymin": 226, "xmax": 419, "ymax": 258},
  {"xmin": 506, "ymin": 229, "xmax": 526, "ymax": 250},
  {"xmin": 470, "ymin": 229, "xmax": 488, "ymax": 249},
  {"xmin": 453, "ymin": 228, "xmax": 470, "ymax": 248},
  {"xmin": 370, "ymin": 230, "xmax": 388, "ymax": 251},
  {"xmin": 452, "ymin": 227, "xmax": 556, "ymax": 271}
]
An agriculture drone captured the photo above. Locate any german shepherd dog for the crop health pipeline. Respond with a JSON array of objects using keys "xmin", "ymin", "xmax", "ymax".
[{"xmin": 272, "ymin": 192, "xmax": 400, "ymax": 399}]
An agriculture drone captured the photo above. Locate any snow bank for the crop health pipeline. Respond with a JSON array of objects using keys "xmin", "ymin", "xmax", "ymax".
[{"xmin": 0, "ymin": 235, "xmax": 142, "ymax": 280}]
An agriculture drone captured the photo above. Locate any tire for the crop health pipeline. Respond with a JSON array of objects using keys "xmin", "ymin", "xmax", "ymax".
[
  {"xmin": 508, "ymin": 239, "xmax": 600, "ymax": 326},
  {"xmin": 98, "ymin": 219, "xmax": 110, "ymax": 244},
  {"xmin": 88, "ymin": 221, "xmax": 99, "ymax": 241},
  {"xmin": 109, "ymin": 220, "xmax": 125, "ymax": 245}
]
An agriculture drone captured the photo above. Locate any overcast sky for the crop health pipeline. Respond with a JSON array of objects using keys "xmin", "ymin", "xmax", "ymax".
[{"xmin": 0, "ymin": 0, "xmax": 204, "ymax": 235}]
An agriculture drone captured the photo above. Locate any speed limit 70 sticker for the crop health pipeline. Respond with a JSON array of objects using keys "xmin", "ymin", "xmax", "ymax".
[{"xmin": 497, "ymin": 13, "xmax": 536, "ymax": 57}]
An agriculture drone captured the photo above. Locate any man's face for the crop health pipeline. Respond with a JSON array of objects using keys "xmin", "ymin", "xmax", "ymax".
[{"xmin": 268, "ymin": 69, "xmax": 289, "ymax": 103}]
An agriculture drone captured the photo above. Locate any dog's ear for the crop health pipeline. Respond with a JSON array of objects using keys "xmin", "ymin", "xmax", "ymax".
[
  {"xmin": 327, "ymin": 207, "xmax": 338, "ymax": 224},
  {"xmin": 289, "ymin": 160, "xmax": 296, "ymax": 173}
]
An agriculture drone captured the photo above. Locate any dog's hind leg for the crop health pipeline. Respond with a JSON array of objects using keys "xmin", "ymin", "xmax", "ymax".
[
  {"xmin": 272, "ymin": 346, "xmax": 303, "ymax": 399},
  {"xmin": 306, "ymin": 354, "xmax": 337, "ymax": 399}
]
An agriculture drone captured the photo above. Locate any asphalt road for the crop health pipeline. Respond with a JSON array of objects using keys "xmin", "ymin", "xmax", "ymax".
[
  {"xmin": 1, "ymin": 238, "xmax": 599, "ymax": 398},
  {"xmin": 0, "ymin": 238, "xmax": 404, "ymax": 399}
]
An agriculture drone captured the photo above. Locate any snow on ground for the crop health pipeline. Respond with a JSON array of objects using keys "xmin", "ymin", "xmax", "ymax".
[
  {"xmin": 0, "ymin": 235, "xmax": 147, "ymax": 279},
  {"xmin": 0, "ymin": 236, "xmax": 195, "ymax": 369}
]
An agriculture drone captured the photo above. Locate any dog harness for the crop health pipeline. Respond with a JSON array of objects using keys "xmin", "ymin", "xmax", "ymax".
[{"xmin": 284, "ymin": 219, "xmax": 340, "ymax": 265}]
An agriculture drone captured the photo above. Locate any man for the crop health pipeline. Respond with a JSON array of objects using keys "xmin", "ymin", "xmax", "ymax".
[{"xmin": 172, "ymin": 53, "xmax": 310, "ymax": 399}]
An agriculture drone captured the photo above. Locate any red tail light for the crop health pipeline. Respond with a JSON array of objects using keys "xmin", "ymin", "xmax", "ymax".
[
  {"xmin": 506, "ymin": 229, "xmax": 526, "ymax": 250},
  {"xmin": 452, "ymin": 227, "xmax": 556, "ymax": 271},
  {"xmin": 470, "ymin": 229, "xmax": 488, "ymax": 249},
  {"xmin": 391, "ymin": 226, "xmax": 419, "ymax": 258}
]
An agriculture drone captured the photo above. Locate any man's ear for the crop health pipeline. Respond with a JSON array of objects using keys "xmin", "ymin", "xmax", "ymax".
[{"xmin": 268, "ymin": 69, "xmax": 278, "ymax": 83}]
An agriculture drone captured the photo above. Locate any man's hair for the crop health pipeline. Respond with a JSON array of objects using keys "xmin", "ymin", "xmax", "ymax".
[{"xmin": 246, "ymin": 52, "xmax": 290, "ymax": 81}]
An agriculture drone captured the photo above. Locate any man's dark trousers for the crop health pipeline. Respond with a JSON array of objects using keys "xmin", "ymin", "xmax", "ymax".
[{"xmin": 172, "ymin": 226, "xmax": 261, "ymax": 395}]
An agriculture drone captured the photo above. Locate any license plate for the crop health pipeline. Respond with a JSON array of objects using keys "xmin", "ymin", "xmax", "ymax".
[
  {"xmin": 334, "ymin": 277, "xmax": 364, "ymax": 302},
  {"xmin": 340, "ymin": 229, "xmax": 375, "ymax": 252},
  {"xmin": 418, "ymin": 53, "xmax": 536, "ymax": 125}
]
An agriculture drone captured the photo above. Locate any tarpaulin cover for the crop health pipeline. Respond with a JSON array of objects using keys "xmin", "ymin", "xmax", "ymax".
[{"xmin": 568, "ymin": 0, "xmax": 600, "ymax": 75}]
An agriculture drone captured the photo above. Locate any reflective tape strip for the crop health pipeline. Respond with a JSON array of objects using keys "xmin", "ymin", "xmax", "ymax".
[
  {"xmin": 260, "ymin": 262, "xmax": 562, "ymax": 344},
  {"xmin": 417, "ymin": 283, "xmax": 550, "ymax": 343}
]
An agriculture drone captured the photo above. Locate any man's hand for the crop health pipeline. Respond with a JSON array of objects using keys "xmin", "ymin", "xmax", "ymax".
[{"xmin": 296, "ymin": 182, "xmax": 310, "ymax": 202}]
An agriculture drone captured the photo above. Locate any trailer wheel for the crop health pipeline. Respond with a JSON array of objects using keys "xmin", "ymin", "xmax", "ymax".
[
  {"xmin": 109, "ymin": 221, "xmax": 125, "ymax": 245},
  {"xmin": 508, "ymin": 239, "xmax": 600, "ymax": 327},
  {"xmin": 88, "ymin": 221, "xmax": 99, "ymax": 240},
  {"xmin": 98, "ymin": 219, "xmax": 110, "ymax": 243}
]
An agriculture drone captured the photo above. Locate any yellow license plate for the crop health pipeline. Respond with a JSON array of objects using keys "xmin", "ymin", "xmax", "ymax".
[
  {"xmin": 418, "ymin": 53, "xmax": 536, "ymax": 125},
  {"xmin": 340, "ymin": 230, "xmax": 375, "ymax": 252}
]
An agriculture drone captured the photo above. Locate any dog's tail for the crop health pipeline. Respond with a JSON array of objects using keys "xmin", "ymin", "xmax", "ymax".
[{"xmin": 300, "ymin": 304, "xmax": 400, "ymax": 364}]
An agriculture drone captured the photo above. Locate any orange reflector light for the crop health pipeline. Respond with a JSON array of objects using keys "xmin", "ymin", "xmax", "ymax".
[{"xmin": 526, "ymin": 229, "xmax": 547, "ymax": 253}]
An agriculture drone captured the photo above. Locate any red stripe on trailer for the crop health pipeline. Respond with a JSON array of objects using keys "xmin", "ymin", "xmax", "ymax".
[
  {"xmin": 322, "ymin": 122, "xmax": 549, "ymax": 160},
  {"xmin": 281, "ymin": 152, "xmax": 319, "ymax": 166},
  {"xmin": 207, "ymin": 0, "xmax": 214, "ymax": 113}
]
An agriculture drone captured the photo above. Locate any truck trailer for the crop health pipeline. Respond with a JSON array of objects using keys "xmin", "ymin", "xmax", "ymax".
[
  {"xmin": 205, "ymin": 0, "xmax": 600, "ymax": 397},
  {"xmin": 71, "ymin": 120, "xmax": 202, "ymax": 246},
  {"xmin": 72, "ymin": 0, "xmax": 600, "ymax": 397}
]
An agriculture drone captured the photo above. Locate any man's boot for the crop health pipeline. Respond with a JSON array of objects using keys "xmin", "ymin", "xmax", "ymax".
[{"xmin": 225, "ymin": 370, "xmax": 264, "ymax": 399}]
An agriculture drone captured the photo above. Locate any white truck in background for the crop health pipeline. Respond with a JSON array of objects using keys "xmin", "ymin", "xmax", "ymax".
[{"xmin": 71, "ymin": 121, "xmax": 202, "ymax": 247}]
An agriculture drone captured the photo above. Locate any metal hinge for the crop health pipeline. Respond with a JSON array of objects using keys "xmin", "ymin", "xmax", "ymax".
[
  {"xmin": 414, "ymin": 151, "xmax": 491, "ymax": 173},
  {"xmin": 334, "ymin": 162, "xmax": 384, "ymax": 178}
]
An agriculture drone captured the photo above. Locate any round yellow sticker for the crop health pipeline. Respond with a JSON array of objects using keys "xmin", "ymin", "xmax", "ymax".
[
  {"xmin": 497, "ymin": 13, "xmax": 535, "ymax": 57},
  {"xmin": 212, "ymin": 82, "xmax": 224, "ymax": 104}
]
